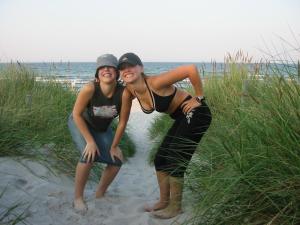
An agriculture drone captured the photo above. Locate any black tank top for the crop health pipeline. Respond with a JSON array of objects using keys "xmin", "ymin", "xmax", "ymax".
[
  {"xmin": 135, "ymin": 78, "xmax": 177, "ymax": 114},
  {"xmin": 83, "ymin": 81, "xmax": 124, "ymax": 132}
]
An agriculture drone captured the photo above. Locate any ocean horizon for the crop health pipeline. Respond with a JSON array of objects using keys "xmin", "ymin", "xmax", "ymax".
[
  {"xmin": 0, "ymin": 61, "xmax": 279, "ymax": 75},
  {"xmin": 0, "ymin": 61, "xmax": 296, "ymax": 89},
  {"xmin": 0, "ymin": 61, "xmax": 226, "ymax": 83}
]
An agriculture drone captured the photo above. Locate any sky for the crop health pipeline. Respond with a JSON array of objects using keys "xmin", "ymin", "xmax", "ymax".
[{"xmin": 0, "ymin": 0, "xmax": 299, "ymax": 62}]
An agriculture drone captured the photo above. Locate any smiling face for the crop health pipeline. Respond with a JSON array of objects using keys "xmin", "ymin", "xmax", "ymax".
[
  {"xmin": 119, "ymin": 63, "xmax": 144, "ymax": 84},
  {"xmin": 97, "ymin": 66, "xmax": 118, "ymax": 84}
]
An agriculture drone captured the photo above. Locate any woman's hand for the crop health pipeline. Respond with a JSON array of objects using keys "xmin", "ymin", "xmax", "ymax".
[
  {"xmin": 82, "ymin": 141, "xmax": 100, "ymax": 163},
  {"xmin": 181, "ymin": 97, "xmax": 201, "ymax": 114},
  {"xmin": 110, "ymin": 146, "xmax": 124, "ymax": 163}
]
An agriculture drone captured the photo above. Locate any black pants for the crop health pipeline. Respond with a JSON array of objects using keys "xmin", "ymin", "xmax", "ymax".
[{"xmin": 154, "ymin": 98, "xmax": 212, "ymax": 177}]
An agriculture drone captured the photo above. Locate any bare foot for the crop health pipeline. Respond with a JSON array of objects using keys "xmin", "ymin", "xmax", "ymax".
[
  {"xmin": 151, "ymin": 204, "xmax": 183, "ymax": 219},
  {"xmin": 143, "ymin": 201, "xmax": 169, "ymax": 212},
  {"xmin": 73, "ymin": 198, "xmax": 88, "ymax": 214}
]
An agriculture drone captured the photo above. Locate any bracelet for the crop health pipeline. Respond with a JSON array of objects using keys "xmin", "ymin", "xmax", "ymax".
[{"xmin": 195, "ymin": 96, "xmax": 205, "ymax": 103}]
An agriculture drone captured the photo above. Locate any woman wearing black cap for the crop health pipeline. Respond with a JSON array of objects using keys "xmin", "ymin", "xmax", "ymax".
[
  {"xmin": 118, "ymin": 53, "xmax": 212, "ymax": 219},
  {"xmin": 68, "ymin": 54, "xmax": 132, "ymax": 212}
]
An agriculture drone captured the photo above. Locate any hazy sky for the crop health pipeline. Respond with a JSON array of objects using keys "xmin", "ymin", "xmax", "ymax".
[{"xmin": 0, "ymin": 0, "xmax": 299, "ymax": 62}]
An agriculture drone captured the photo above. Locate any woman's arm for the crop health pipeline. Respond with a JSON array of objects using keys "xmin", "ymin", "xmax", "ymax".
[
  {"xmin": 110, "ymin": 88, "xmax": 133, "ymax": 162},
  {"xmin": 72, "ymin": 83, "xmax": 100, "ymax": 162},
  {"xmin": 153, "ymin": 64, "xmax": 203, "ymax": 96}
]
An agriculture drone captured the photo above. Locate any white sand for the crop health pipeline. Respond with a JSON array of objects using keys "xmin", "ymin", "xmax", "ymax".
[{"xmin": 0, "ymin": 99, "xmax": 192, "ymax": 225}]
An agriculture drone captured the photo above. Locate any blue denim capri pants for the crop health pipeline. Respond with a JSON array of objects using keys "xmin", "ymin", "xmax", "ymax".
[{"xmin": 68, "ymin": 114, "xmax": 122, "ymax": 166}]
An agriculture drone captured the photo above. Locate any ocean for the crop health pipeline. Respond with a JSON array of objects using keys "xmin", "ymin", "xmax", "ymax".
[
  {"xmin": 25, "ymin": 61, "xmax": 226, "ymax": 78},
  {"xmin": 1, "ymin": 62, "xmax": 227, "ymax": 88},
  {"xmin": 0, "ymin": 62, "xmax": 295, "ymax": 89}
]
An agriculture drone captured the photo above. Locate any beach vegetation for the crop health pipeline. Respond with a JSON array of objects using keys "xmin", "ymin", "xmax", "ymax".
[
  {"xmin": 0, "ymin": 187, "xmax": 29, "ymax": 225},
  {"xmin": 148, "ymin": 51, "xmax": 300, "ymax": 224},
  {"xmin": 0, "ymin": 64, "xmax": 135, "ymax": 181}
]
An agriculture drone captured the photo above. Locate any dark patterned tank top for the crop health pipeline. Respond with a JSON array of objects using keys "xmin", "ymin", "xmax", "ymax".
[{"xmin": 83, "ymin": 81, "xmax": 124, "ymax": 132}]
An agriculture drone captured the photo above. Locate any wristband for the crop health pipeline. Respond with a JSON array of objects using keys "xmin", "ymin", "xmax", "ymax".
[{"xmin": 195, "ymin": 96, "xmax": 205, "ymax": 103}]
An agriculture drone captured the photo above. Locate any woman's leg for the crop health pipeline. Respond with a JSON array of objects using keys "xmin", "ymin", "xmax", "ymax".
[
  {"xmin": 68, "ymin": 115, "xmax": 122, "ymax": 208},
  {"xmin": 74, "ymin": 162, "xmax": 93, "ymax": 210},
  {"xmin": 93, "ymin": 127, "xmax": 122, "ymax": 197},
  {"xmin": 152, "ymin": 176, "xmax": 183, "ymax": 218},
  {"xmin": 68, "ymin": 115, "xmax": 93, "ymax": 211},
  {"xmin": 95, "ymin": 164, "xmax": 121, "ymax": 198},
  {"xmin": 146, "ymin": 120, "xmax": 181, "ymax": 212},
  {"xmin": 153, "ymin": 104, "xmax": 212, "ymax": 218},
  {"xmin": 144, "ymin": 171, "xmax": 170, "ymax": 211}
]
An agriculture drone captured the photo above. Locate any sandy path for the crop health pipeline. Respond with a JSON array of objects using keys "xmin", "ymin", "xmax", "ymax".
[{"xmin": 0, "ymin": 100, "xmax": 190, "ymax": 225}]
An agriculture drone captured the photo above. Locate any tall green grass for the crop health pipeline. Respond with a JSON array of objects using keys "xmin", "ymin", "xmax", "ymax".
[
  {"xmin": 148, "ymin": 55, "xmax": 300, "ymax": 224},
  {"xmin": 0, "ymin": 64, "xmax": 135, "ymax": 180}
]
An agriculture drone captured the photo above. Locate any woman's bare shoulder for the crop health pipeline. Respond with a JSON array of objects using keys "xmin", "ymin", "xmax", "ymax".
[{"xmin": 82, "ymin": 82, "xmax": 95, "ymax": 91}]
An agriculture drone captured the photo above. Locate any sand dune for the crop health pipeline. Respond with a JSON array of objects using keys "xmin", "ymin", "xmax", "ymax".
[{"xmin": 0, "ymin": 99, "xmax": 192, "ymax": 225}]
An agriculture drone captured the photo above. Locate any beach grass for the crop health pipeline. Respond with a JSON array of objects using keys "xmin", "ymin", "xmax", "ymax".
[
  {"xmin": 0, "ymin": 64, "xmax": 135, "ymax": 181},
  {"xmin": 148, "ymin": 55, "xmax": 300, "ymax": 224},
  {"xmin": 0, "ymin": 187, "xmax": 29, "ymax": 225}
]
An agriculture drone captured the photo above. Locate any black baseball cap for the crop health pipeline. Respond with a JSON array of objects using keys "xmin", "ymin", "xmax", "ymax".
[{"xmin": 118, "ymin": 52, "xmax": 143, "ymax": 69}]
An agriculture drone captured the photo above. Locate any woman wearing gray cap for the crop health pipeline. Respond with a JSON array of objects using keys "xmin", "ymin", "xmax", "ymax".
[
  {"xmin": 118, "ymin": 52, "xmax": 212, "ymax": 219},
  {"xmin": 68, "ymin": 54, "xmax": 132, "ymax": 212}
]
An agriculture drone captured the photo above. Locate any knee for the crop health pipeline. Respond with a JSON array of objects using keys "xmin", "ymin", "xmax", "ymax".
[{"xmin": 77, "ymin": 162, "xmax": 93, "ymax": 170}]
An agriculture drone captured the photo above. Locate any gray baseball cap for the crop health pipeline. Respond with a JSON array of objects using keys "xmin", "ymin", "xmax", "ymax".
[{"xmin": 96, "ymin": 54, "xmax": 118, "ymax": 69}]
